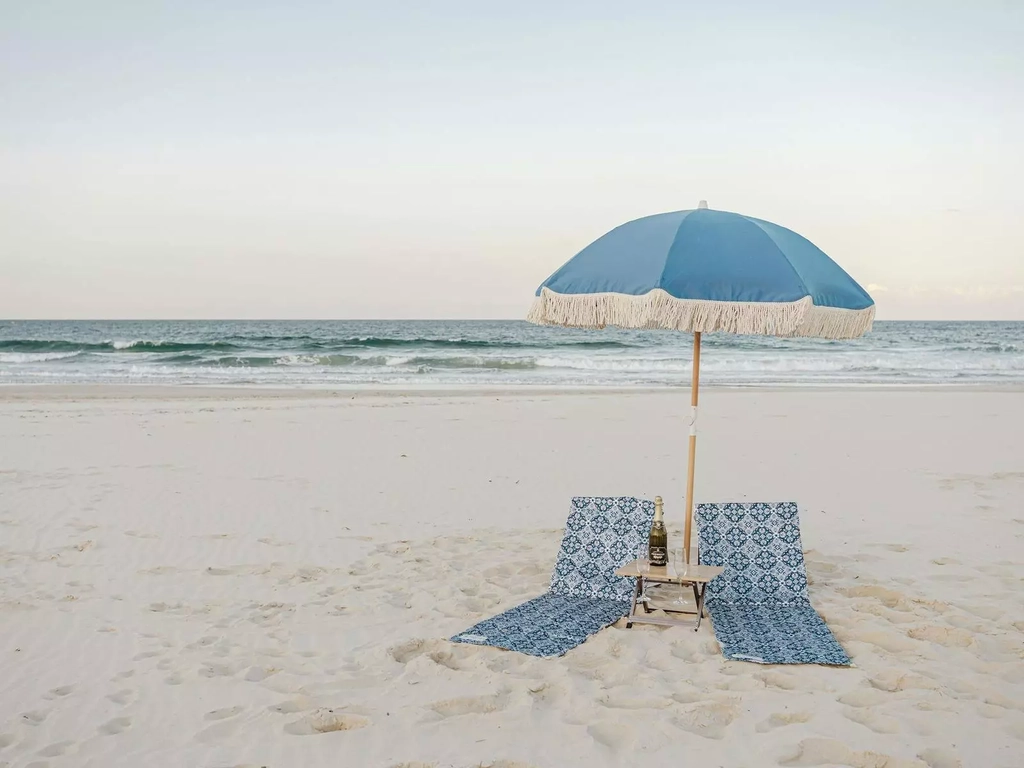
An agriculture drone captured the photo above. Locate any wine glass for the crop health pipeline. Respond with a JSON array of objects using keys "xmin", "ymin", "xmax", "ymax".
[
  {"xmin": 670, "ymin": 547, "xmax": 690, "ymax": 608},
  {"xmin": 636, "ymin": 545, "xmax": 650, "ymax": 604},
  {"xmin": 636, "ymin": 545, "xmax": 651, "ymax": 575}
]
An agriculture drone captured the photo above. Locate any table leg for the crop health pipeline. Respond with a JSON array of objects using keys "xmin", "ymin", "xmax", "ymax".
[{"xmin": 694, "ymin": 583, "xmax": 708, "ymax": 632}]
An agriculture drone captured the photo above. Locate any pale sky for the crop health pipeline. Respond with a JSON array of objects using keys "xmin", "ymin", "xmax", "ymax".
[{"xmin": 2, "ymin": 1, "xmax": 1022, "ymax": 320}]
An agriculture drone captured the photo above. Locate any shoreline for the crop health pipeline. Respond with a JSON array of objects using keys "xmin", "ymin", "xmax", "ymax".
[{"xmin": 3, "ymin": 382, "xmax": 1024, "ymax": 401}]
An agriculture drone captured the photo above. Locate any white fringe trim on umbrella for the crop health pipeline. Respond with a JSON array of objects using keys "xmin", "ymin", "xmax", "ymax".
[{"xmin": 527, "ymin": 288, "xmax": 875, "ymax": 340}]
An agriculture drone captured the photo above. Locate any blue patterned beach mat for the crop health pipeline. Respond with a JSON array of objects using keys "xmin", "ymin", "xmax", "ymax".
[
  {"xmin": 451, "ymin": 496, "xmax": 654, "ymax": 658},
  {"xmin": 695, "ymin": 502, "xmax": 851, "ymax": 666},
  {"xmin": 450, "ymin": 593, "xmax": 632, "ymax": 657}
]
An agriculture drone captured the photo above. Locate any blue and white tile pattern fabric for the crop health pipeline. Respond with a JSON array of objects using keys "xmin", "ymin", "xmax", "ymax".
[
  {"xmin": 549, "ymin": 496, "xmax": 655, "ymax": 602},
  {"xmin": 696, "ymin": 502, "xmax": 851, "ymax": 666},
  {"xmin": 451, "ymin": 497, "xmax": 654, "ymax": 657},
  {"xmin": 704, "ymin": 604, "xmax": 850, "ymax": 666},
  {"xmin": 698, "ymin": 501, "xmax": 808, "ymax": 606},
  {"xmin": 449, "ymin": 593, "xmax": 634, "ymax": 658}
]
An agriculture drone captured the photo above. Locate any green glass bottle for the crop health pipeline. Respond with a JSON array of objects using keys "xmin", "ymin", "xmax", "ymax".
[{"xmin": 648, "ymin": 496, "xmax": 668, "ymax": 567}]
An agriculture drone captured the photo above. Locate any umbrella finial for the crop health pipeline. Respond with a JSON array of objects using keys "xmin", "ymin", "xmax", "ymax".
[{"xmin": 698, "ymin": 200, "xmax": 708, "ymax": 210}]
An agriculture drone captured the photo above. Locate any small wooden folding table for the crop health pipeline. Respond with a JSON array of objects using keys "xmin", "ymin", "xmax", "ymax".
[{"xmin": 614, "ymin": 560, "xmax": 724, "ymax": 631}]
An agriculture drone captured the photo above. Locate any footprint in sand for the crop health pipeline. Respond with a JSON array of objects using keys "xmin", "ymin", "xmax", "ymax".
[
  {"xmin": 205, "ymin": 706, "xmax": 245, "ymax": 721},
  {"xmin": 837, "ymin": 688, "xmax": 890, "ymax": 708},
  {"xmin": 137, "ymin": 564, "xmax": 178, "ymax": 576},
  {"xmin": 755, "ymin": 711, "xmax": 812, "ymax": 733},
  {"xmin": 107, "ymin": 689, "xmax": 134, "ymax": 705},
  {"xmin": 587, "ymin": 721, "xmax": 633, "ymax": 752},
  {"xmin": 840, "ymin": 584, "xmax": 917, "ymax": 610},
  {"xmin": 99, "ymin": 717, "xmax": 132, "ymax": 735},
  {"xmin": 423, "ymin": 647, "xmax": 476, "ymax": 672},
  {"xmin": 917, "ymin": 747, "xmax": 964, "ymax": 768},
  {"xmin": 199, "ymin": 663, "xmax": 241, "ymax": 678},
  {"xmin": 842, "ymin": 707, "xmax": 901, "ymax": 734},
  {"xmin": 388, "ymin": 638, "xmax": 432, "ymax": 664},
  {"xmin": 598, "ymin": 691, "xmax": 674, "ymax": 710},
  {"xmin": 672, "ymin": 698, "xmax": 739, "ymax": 740},
  {"xmin": 38, "ymin": 741, "xmax": 75, "ymax": 757},
  {"xmin": 426, "ymin": 693, "xmax": 508, "ymax": 719},
  {"xmin": 983, "ymin": 692, "xmax": 1023, "ymax": 711},
  {"xmin": 483, "ymin": 654, "xmax": 532, "ymax": 676},
  {"xmin": 671, "ymin": 689, "xmax": 708, "ymax": 705},
  {"xmin": 868, "ymin": 670, "xmax": 942, "ymax": 693},
  {"xmin": 669, "ymin": 638, "xmax": 720, "ymax": 662},
  {"xmin": 244, "ymin": 666, "xmax": 279, "ymax": 682},
  {"xmin": 43, "ymin": 685, "xmax": 74, "ymax": 699},
  {"xmin": 284, "ymin": 709, "xmax": 370, "ymax": 735},
  {"xmin": 779, "ymin": 738, "xmax": 921, "ymax": 767},
  {"xmin": 0, "ymin": 733, "xmax": 16, "ymax": 748},
  {"xmin": 846, "ymin": 628, "xmax": 921, "ymax": 654},
  {"xmin": 268, "ymin": 697, "xmax": 316, "ymax": 715},
  {"xmin": 524, "ymin": 681, "xmax": 568, "ymax": 709},
  {"xmin": 756, "ymin": 670, "xmax": 827, "ymax": 692},
  {"xmin": 21, "ymin": 710, "xmax": 49, "ymax": 726},
  {"xmin": 388, "ymin": 638, "xmax": 476, "ymax": 672},
  {"xmin": 977, "ymin": 703, "xmax": 1007, "ymax": 719},
  {"xmin": 906, "ymin": 625, "xmax": 974, "ymax": 648}
]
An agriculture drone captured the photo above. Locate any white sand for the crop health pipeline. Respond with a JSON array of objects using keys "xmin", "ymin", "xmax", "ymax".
[{"xmin": 0, "ymin": 387, "xmax": 1022, "ymax": 768}]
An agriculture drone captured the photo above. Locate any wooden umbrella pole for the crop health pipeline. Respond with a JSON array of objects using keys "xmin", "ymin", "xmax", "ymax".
[{"xmin": 683, "ymin": 331, "xmax": 701, "ymax": 564}]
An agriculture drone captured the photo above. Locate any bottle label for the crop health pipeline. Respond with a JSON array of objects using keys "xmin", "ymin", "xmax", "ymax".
[{"xmin": 649, "ymin": 546, "xmax": 667, "ymax": 565}]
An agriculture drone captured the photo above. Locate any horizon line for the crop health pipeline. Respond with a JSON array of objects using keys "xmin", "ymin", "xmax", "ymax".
[{"xmin": 2, "ymin": 318, "xmax": 1021, "ymax": 324}]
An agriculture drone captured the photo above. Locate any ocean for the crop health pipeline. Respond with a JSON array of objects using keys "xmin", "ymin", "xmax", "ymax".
[{"xmin": 0, "ymin": 320, "xmax": 1021, "ymax": 388}]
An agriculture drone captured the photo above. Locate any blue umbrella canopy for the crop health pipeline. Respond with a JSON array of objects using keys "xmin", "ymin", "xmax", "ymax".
[{"xmin": 528, "ymin": 203, "xmax": 875, "ymax": 339}]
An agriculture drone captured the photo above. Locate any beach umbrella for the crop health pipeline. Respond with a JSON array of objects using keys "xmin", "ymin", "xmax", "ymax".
[{"xmin": 528, "ymin": 202, "xmax": 875, "ymax": 563}]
